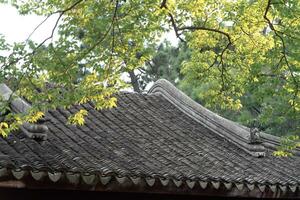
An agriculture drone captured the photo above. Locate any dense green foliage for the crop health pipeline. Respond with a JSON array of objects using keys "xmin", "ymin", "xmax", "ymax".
[
  {"xmin": 149, "ymin": 40, "xmax": 300, "ymax": 137},
  {"xmin": 178, "ymin": 0, "xmax": 300, "ymax": 138},
  {"xmin": 0, "ymin": 0, "xmax": 167, "ymax": 134},
  {"xmin": 138, "ymin": 40, "xmax": 190, "ymax": 89},
  {"xmin": 0, "ymin": 0, "xmax": 299, "ymax": 153}
]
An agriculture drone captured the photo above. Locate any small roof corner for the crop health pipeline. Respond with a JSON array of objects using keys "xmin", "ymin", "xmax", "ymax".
[{"xmin": 0, "ymin": 83, "xmax": 48, "ymax": 141}]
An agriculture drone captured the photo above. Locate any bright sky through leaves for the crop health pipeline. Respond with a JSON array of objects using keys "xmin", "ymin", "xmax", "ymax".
[
  {"xmin": 0, "ymin": 4, "xmax": 178, "ymax": 46},
  {"xmin": 0, "ymin": 4, "xmax": 60, "ymax": 44},
  {"xmin": 0, "ymin": 0, "xmax": 298, "ymax": 155}
]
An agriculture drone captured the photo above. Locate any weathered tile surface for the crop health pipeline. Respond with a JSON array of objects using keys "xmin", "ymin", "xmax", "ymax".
[{"xmin": 0, "ymin": 91, "xmax": 299, "ymax": 187}]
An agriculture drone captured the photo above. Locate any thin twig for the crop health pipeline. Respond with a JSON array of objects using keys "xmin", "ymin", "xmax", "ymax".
[
  {"xmin": 160, "ymin": 1, "xmax": 185, "ymax": 42},
  {"xmin": 159, "ymin": 0, "xmax": 232, "ymax": 92},
  {"xmin": 1, "ymin": 0, "xmax": 84, "ymax": 71},
  {"xmin": 264, "ymin": 0, "xmax": 299, "ymax": 105},
  {"xmin": 26, "ymin": 15, "xmax": 52, "ymax": 42},
  {"xmin": 178, "ymin": 26, "xmax": 232, "ymax": 45}
]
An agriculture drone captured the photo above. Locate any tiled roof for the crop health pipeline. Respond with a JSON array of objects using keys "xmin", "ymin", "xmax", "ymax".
[{"xmin": 0, "ymin": 79, "xmax": 299, "ymax": 197}]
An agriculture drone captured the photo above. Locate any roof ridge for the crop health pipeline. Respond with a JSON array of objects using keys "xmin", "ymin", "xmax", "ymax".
[
  {"xmin": 260, "ymin": 132, "xmax": 300, "ymax": 156},
  {"xmin": 0, "ymin": 83, "xmax": 48, "ymax": 140},
  {"xmin": 149, "ymin": 79, "xmax": 300, "ymax": 157},
  {"xmin": 148, "ymin": 79, "xmax": 271, "ymax": 158}
]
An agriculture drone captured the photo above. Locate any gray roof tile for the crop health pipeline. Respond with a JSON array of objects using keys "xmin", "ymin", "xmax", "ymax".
[{"xmin": 0, "ymin": 80, "xmax": 299, "ymax": 195}]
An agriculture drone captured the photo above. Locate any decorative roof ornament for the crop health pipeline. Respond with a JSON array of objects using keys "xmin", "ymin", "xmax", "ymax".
[
  {"xmin": 249, "ymin": 127, "xmax": 261, "ymax": 144},
  {"xmin": 248, "ymin": 119, "xmax": 262, "ymax": 144},
  {"xmin": 0, "ymin": 83, "xmax": 48, "ymax": 141}
]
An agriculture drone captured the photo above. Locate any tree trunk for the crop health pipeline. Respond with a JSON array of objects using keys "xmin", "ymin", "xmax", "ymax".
[{"xmin": 129, "ymin": 70, "xmax": 141, "ymax": 93}]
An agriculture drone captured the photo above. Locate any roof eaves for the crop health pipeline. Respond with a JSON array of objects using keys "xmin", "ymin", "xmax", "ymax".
[{"xmin": 0, "ymin": 166, "xmax": 299, "ymax": 197}]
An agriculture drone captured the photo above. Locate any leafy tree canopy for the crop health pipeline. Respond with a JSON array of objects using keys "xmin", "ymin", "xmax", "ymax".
[{"xmin": 0, "ymin": 0, "xmax": 299, "ymax": 153}]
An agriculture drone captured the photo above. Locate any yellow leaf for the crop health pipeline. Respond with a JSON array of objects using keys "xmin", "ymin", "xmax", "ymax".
[
  {"xmin": 27, "ymin": 111, "xmax": 44, "ymax": 123},
  {"xmin": 0, "ymin": 122, "xmax": 9, "ymax": 137},
  {"xmin": 68, "ymin": 109, "xmax": 88, "ymax": 126}
]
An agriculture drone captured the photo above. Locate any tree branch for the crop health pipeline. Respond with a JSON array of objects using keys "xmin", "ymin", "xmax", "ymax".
[
  {"xmin": 35, "ymin": 0, "xmax": 84, "ymax": 50},
  {"xmin": 160, "ymin": 0, "xmax": 233, "ymax": 94},
  {"xmin": 168, "ymin": 13, "xmax": 185, "ymax": 43},
  {"xmin": 1, "ymin": 0, "xmax": 84, "ymax": 71},
  {"xmin": 178, "ymin": 26, "xmax": 232, "ymax": 45},
  {"xmin": 160, "ymin": 1, "xmax": 185, "ymax": 42},
  {"xmin": 264, "ymin": 0, "xmax": 299, "ymax": 106}
]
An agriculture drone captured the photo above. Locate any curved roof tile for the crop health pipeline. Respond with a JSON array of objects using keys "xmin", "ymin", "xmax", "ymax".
[{"xmin": 0, "ymin": 79, "xmax": 299, "ymax": 197}]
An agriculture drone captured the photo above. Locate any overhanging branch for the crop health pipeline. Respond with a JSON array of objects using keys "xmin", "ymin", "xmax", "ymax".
[
  {"xmin": 160, "ymin": 0, "xmax": 232, "ymax": 92},
  {"xmin": 264, "ymin": 0, "xmax": 299, "ymax": 105},
  {"xmin": 1, "ymin": 0, "xmax": 84, "ymax": 71}
]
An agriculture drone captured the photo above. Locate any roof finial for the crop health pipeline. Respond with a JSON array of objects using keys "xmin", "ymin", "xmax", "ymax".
[{"xmin": 248, "ymin": 119, "xmax": 262, "ymax": 144}]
